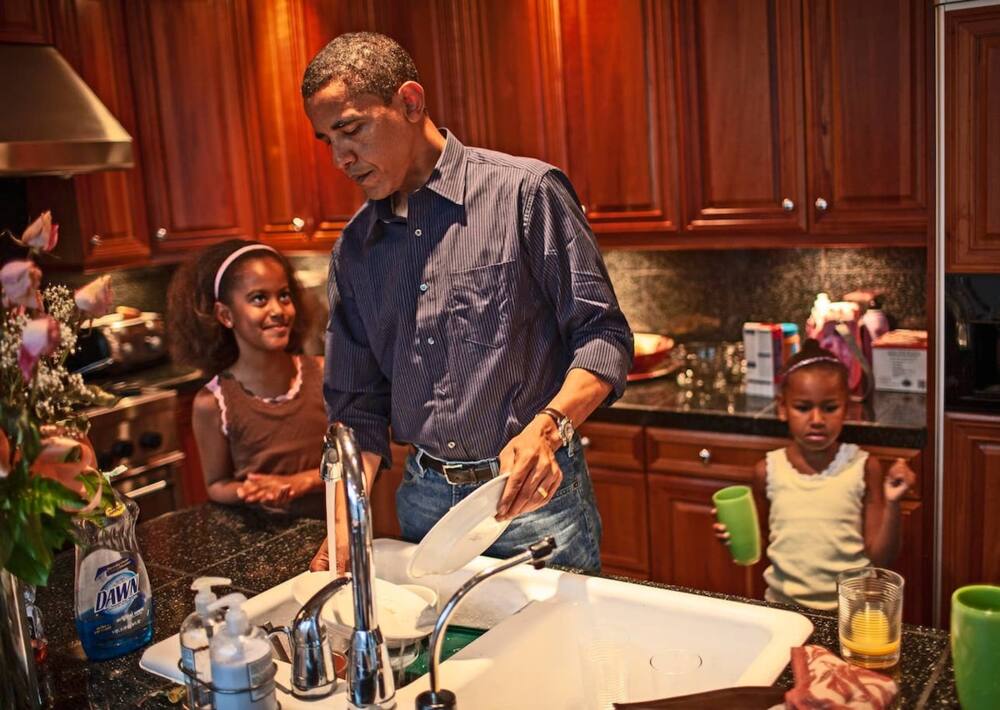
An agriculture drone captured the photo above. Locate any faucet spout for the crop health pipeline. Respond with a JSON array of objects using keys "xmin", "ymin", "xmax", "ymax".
[{"xmin": 328, "ymin": 422, "xmax": 396, "ymax": 709}]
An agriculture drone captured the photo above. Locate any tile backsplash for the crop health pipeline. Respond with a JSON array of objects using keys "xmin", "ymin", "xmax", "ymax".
[
  {"xmin": 35, "ymin": 246, "xmax": 926, "ymax": 349},
  {"xmin": 603, "ymin": 247, "xmax": 927, "ymax": 342}
]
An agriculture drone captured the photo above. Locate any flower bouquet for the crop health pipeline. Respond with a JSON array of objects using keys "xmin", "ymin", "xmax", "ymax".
[{"xmin": 1, "ymin": 211, "xmax": 122, "ymax": 587}]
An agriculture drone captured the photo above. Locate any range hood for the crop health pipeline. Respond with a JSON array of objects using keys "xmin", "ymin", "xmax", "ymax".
[{"xmin": 0, "ymin": 43, "xmax": 133, "ymax": 176}]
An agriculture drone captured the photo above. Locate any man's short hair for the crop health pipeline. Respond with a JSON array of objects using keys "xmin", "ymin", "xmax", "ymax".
[{"xmin": 301, "ymin": 32, "xmax": 419, "ymax": 103}]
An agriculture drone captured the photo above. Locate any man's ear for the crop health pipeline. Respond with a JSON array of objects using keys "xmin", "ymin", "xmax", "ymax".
[
  {"xmin": 214, "ymin": 301, "xmax": 234, "ymax": 329},
  {"xmin": 397, "ymin": 81, "xmax": 426, "ymax": 122}
]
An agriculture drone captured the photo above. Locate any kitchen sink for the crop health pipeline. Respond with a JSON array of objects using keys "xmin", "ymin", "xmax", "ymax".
[{"xmin": 141, "ymin": 539, "xmax": 812, "ymax": 709}]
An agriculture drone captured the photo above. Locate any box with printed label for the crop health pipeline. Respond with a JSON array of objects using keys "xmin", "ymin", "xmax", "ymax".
[
  {"xmin": 743, "ymin": 322, "xmax": 783, "ymax": 397},
  {"xmin": 872, "ymin": 330, "xmax": 927, "ymax": 393}
]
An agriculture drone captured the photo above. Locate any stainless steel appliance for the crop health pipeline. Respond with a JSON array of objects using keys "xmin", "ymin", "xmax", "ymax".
[
  {"xmin": 84, "ymin": 389, "xmax": 184, "ymax": 521},
  {"xmin": 68, "ymin": 310, "xmax": 168, "ymax": 377}
]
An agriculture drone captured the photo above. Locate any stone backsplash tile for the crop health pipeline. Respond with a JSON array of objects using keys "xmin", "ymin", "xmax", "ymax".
[{"xmin": 604, "ymin": 247, "xmax": 927, "ymax": 341}]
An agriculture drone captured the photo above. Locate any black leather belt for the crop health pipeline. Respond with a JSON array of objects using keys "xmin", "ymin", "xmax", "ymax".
[{"xmin": 414, "ymin": 449, "xmax": 500, "ymax": 485}]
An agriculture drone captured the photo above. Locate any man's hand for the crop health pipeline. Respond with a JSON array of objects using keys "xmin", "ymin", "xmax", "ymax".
[
  {"xmin": 495, "ymin": 415, "xmax": 563, "ymax": 521},
  {"xmin": 884, "ymin": 458, "xmax": 916, "ymax": 503},
  {"xmin": 308, "ymin": 535, "xmax": 350, "ymax": 574}
]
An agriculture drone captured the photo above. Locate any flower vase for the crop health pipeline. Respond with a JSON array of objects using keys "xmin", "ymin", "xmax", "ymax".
[{"xmin": 0, "ymin": 569, "xmax": 41, "ymax": 709}]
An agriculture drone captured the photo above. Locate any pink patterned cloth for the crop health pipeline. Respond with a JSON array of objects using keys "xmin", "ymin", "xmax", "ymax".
[{"xmin": 784, "ymin": 645, "xmax": 898, "ymax": 709}]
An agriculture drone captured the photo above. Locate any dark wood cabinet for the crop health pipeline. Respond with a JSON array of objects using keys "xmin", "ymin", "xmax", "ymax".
[
  {"xmin": 648, "ymin": 473, "xmax": 762, "ymax": 598},
  {"xmin": 558, "ymin": 0, "xmax": 680, "ymax": 238},
  {"xmin": 946, "ymin": 6, "xmax": 1000, "ymax": 271},
  {"xmin": 28, "ymin": 0, "xmax": 150, "ymax": 270},
  {"xmin": 175, "ymin": 390, "xmax": 208, "ymax": 507},
  {"xmin": 803, "ymin": 0, "xmax": 928, "ymax": 236},
  {"xmin": 942, "ymin": 414, "xmax": 1000, "ymax": 622},
  {"xmin": 676, "ymin": 0, "xmax": 807, "ymax": 236},
  {"xmin": 125, "ymin": 0, "xmax": 255, "ymax": 254},
  {"xmin": 0, "ymin": 0, "xmax": 51, "ymax": 43}
]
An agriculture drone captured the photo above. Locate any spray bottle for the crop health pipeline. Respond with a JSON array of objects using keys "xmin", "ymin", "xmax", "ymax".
[
  {"xmin": 180, "ymin": 577, "xmax": 231, "ymax": 709},
  {"xmin": 208, "ymin": 593, "xmax": 277, "ymax": 710}
]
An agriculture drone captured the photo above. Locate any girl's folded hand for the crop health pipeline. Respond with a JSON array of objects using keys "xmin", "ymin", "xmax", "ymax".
[
  {"xmin": 238, "ymin": 473, "xmax": 295, "ymax": 508},
  {"xmin": 884, "ymin": 458, "xmax": 916, "ymax": 502}
]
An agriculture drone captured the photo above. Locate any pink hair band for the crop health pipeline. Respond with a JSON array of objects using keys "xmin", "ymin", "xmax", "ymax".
[{"xmin": 213, "ymin": 244, "xmax": 278, "ymax": 300}]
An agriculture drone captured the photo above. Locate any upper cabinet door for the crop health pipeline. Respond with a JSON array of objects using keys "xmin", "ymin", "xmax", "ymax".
[
  {"xmin": 237, "ymin": 0, "xmax": 320, "ymax": 248},
  {"xmin": 804, "ymin": 0, "xmax": 928, "ymax": 235},
  {"xmin": 0, "ymin": 0, "xmax": 51, "ymax": 43},
  {"xmin": 126, "ymin": 0, "xmax": 254, "ymax": 253},
  {"xmin": 946, "ymin": 6, "xmax": 1000, "ymax": 272},
  {"xmin": 677, "ymin": 0, "xmax": 806, "ymax": 235},
  {"xmin": 558, "ymin": 0, "xmax": 679, "ymax": 236}
]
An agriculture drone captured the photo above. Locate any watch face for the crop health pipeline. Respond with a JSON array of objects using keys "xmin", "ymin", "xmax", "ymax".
[{"xmin": 560, "ymin": 419, "xmax": 574, "ymax": 443}]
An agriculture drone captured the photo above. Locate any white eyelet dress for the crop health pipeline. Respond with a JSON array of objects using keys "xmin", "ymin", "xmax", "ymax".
[{"xmin": 763, "ymin": 443, "xmax": 871, "ymax": 610}]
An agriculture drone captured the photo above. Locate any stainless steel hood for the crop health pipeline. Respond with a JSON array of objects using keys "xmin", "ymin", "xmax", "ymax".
[{"xmin": 0, "ymin": 43, "xmax": 133, "ymax": 176}]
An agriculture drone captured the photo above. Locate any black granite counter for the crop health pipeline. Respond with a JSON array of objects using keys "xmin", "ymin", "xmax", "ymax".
[
  {"xmin": 593, "ymin": 376, "xmax": 927, "ymax": 449},
  {"xmin": 33, "ymin": 504, "xmax": 955, "ymax": 708}
]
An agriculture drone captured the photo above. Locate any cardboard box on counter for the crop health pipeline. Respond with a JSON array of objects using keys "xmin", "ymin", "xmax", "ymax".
[{"xmin": 872, "ymin": 329, "xmax": 927, "ymax": 393}]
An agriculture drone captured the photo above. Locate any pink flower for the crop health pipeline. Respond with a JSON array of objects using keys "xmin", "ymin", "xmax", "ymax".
[
  {"xmin": 31, "ymin": 435, "xmax": 97, "ymax": 497},
  {"xmin": 74, "ymin": 275, "xmax": 113, "ymax": 317},
  {"xmin": 17, "ymin": 211, "xmax": 59, "ymax": 252},
  {"xmin": 0, "ymin": 260, "xmax": 43, "ymax": 309},
  {"xmin": 18, "ymin": 315, "xmax": 61, "ymax": 380},
  {"xmin": 0, "ymin": 429, "xmax": 10, "ymax": 480}
]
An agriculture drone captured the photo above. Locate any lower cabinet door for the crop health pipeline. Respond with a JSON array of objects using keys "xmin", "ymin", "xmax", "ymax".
[
  {"xmin": 591, "ymin": 467, "xmax": 650, "ymax": 579},
  {"xmin": 647, "ymin": 473, "xmax": 762, "ymax": 598}
]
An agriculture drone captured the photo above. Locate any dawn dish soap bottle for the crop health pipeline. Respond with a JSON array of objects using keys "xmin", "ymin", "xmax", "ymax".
[
  {"xmin": 73, "ymin": 486, "xmax": 154, "ymax": 660},
  {"xmin": 180, "ymin": 577, "xmax": 232, "ymax": 710},
  {"xmin": 208, "ymin": 593, "xmax": 277, "ymax": 710}
]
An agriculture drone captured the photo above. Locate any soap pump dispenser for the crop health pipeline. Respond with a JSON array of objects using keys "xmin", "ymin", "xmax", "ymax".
[
  {"xmin": 180, "ymin": 576, "xmax": 231, "ymax": 710},
  {"xmin": 208, "ymin": 593, "xmax": 277, "ymax": 710}
]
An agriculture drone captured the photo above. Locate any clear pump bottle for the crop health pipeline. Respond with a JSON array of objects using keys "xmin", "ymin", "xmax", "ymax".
[
  {"xmin": 180, "ymin": 577, "xmax": 231, "ymax": 709},
  {"xmin": 208, "ymin": 593, "xmax": 277, "ymax": 710}
]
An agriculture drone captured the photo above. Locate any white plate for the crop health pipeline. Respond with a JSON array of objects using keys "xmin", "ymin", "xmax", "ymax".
[
  {"xmin": 291, "ymin": 572, "xmax": 437, "ymax": 642},
  {"xmin": 407, "ymin": 474, "xmax": 512, "ymax": 579}
]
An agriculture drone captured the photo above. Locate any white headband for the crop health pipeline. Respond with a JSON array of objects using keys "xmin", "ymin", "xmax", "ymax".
[
  {"xmin": 781, "ymin": 355, "xmax": 844, "ymax": 380},
  {"xmin": 213, "ymin": 244, "xmax": 279, "ymax": 300}
]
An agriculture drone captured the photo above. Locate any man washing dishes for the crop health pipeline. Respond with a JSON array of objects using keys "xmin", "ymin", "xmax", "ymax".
[{"xmin": 304, "ymin": 32, "xmax": 632, "ymax": 574}]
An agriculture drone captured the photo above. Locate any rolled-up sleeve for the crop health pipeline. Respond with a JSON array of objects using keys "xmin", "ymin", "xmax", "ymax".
[
  {"xmin": 324, "ymin": 242, "xmax": 393, "ymax": 464},
  {"xmin": 524, "ymin": 170, "xmax": 634, "ymax": 402}
]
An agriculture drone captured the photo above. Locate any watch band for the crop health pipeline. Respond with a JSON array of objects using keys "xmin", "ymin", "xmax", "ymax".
[{"xmin": 540, "ymin": 407, "xmax": 573, "ymax": 446}]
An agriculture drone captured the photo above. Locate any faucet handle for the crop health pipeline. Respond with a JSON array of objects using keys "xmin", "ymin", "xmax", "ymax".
[
  {"xmin": 288, "ymin": 575, "xmax": 351, "ymax": 699},
  {"xmin": 527, "ymin": 536, "xmax": 557, "ymax": 569}
]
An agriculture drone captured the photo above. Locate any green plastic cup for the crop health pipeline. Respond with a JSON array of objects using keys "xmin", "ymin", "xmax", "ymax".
[
  {"xmin": 951, "ymin": 585, "xmax": 1000, "ymax": 709},
  {"xmin": 712, "ymin": 485, "xmax": 761, "ymax": 566}
]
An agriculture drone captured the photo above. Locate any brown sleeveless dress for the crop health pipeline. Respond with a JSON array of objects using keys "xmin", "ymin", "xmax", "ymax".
[{"xmin": 205, "ymin": 355, "xmax": 328, "ymax": 518}]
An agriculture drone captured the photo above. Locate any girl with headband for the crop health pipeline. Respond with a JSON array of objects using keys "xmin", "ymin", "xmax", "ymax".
[
  {"xmin": 713, "ymin": 339, "xmax": 916, "ymax": 610},
  {"xmin": 167, "ymin": 240, "xmax": 327, "ymax": 517}
]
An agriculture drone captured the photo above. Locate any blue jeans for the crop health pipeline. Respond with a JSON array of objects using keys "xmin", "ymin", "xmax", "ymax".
[{"xmin": 395, "ymin": 439, "xmax": 603, "ymax": 573}]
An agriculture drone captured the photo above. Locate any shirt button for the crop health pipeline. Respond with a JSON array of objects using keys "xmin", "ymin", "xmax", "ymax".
[
  {"xmin": 426, "ymin": 337, "xmax": 435, "ymax": 345},
  {"xmin": 419, "ymin": 283, "xmax": 429, "ymax": 293},
  {"xmin": 414, "ymin": 228, "xmax": 423, "ymax": 237},
  {"xmin": 447, "ymin": 441, "xmax": 456, "ymax": 450}
]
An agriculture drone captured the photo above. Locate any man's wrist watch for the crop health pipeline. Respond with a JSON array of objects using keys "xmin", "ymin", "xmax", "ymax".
[{"xmin": 540, "ymin": 407, "xmax": 575, "ymax": 450}]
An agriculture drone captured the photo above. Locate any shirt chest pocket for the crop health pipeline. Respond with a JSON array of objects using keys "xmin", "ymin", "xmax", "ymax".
[{"xmin": 449, "ymin": 261, "xmax": 515, "ymax": 349}]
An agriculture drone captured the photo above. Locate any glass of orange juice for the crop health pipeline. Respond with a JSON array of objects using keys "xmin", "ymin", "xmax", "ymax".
[{"xmin": 837, "ymin": 567, "xmax": 904, "ymax": 669}]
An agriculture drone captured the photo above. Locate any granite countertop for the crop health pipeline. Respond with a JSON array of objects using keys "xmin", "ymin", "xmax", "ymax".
[
  {"xmin": 593, "ymin": 375, "xmax": 927, "ymax": 449},
  {"xmin": 34, "ymin": 504, "xmax": 956, "ymax": 708}
]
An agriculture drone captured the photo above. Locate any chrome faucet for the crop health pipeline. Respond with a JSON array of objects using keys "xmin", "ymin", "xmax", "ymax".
[
  {"xmin": 277, "ymin": 423, "xmax": 395, "ymax": 707},
  {"xmin": 415, "ymin": 536, "xmax": 557, "ymax": 710}
]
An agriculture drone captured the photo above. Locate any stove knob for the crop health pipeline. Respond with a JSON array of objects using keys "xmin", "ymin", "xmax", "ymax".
[
  {"xmin": 111, "ymin": 440, "xmax": 134, "ymax": 459},
  {"xmin": 139, "ymin": 432, "xmax": 163, "ymax": 450},
  {"xmin": 144, "ymin": 335, "xmax": 163, "ymax": 351},
  {"xmin": 121, "ymin": 342, "xmax": 134, "ymax": 356}
]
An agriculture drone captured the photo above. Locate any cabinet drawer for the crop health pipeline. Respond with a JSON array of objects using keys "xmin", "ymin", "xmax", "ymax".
[
  {"xmin": 646, "ymin": 428, "xmax": 785, "ymax": 481},
  {"xmin": 578, "ymin": 422, "xmax": 644, "ymax": 471}
]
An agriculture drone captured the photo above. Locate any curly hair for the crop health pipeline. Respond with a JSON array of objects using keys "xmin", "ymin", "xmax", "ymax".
[
  {"xmin": 166, "ymin": 240, "xmax": 310, "ymax": 375},
  {"xmin": 301, "ymin": 31, "xmax": 419, "ymax": 102}
]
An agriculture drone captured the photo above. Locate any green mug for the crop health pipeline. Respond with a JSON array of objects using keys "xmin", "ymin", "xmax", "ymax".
[
  {"xmin": 712, "ymin": 485, "xmax": 761, "ymax": 566},
  {"xmin": 952, "ymin": 585, "xmax": 1000, "ymax": 709}
]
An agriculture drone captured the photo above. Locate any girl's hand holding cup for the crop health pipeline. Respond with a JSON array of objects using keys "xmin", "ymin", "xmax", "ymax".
[
  {"xmin": 710, "ymin": 512, "xmax": 731, "ymax": 545},
  {"xmin": 711, "ymin": 485, "xmax": 761, "ymax": 566}
]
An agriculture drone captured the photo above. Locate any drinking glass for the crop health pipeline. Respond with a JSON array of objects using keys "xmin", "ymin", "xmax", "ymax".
[
  {"xmin": 837, "ymin": 567, "xmax": 903, "ymax": 669},
  {"xmin": 712, "ymin": 485, "xmax": 761, "ymax": 566},
  {"xmin": 951, "ymin": 585, "xmax": 1000, "ymax": 709}
]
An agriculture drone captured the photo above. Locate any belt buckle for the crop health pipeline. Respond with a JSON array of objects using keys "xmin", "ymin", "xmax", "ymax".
[{"xmin": 441, "ymin": 461, "xmax": 470, "ymax": 485}]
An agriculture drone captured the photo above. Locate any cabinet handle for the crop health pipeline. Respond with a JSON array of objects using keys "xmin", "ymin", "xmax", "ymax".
[
  {"xmin": 291, "ymin": 217, "xmax": 305, "ymax": 232},
  {"xmin": 814, "ymin": 197, "xmax": 829, "ymax": 212},
  {"xmin": 781, "ymin": 198, "xmax": 794, "ymax": 212},
  {"xmin": 122, "ymin": 479, "xmax": 169, "ymax": 499},
  {"xmin": 90, "ymin": 234, "xmax": 103, "ymax": 247},
  {"xmin": 698, "ymin": 448, "xmax": 712, "ymax": 465},
  {"xmin": 155, "ymin": 227, "xmax": 168, "ymax": 241},
  {"xmin": 580, "ymin": 436, "xmax": 591, "ymax": 449}
]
